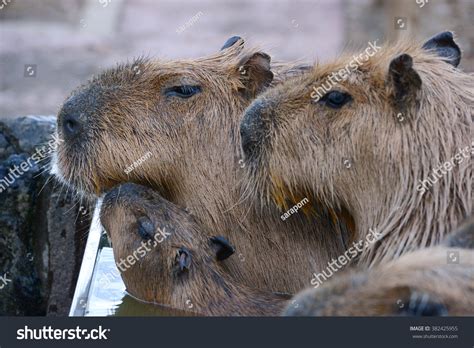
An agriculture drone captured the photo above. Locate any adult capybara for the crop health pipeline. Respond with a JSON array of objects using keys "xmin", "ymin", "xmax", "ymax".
[
  {"xmin": 100, "ymin": 183, "xmax": 288, "ymax": 316},
  {"xmin": 52, "ymin": 37, "xmax": 347, "ymax": 299},
  {"xmin": 240, "ymin": 31, "xmax": 473, "ymax": 268},
  {"xmin": 284, "ymin": 216, "xmax": 474, "ymax": 316}
]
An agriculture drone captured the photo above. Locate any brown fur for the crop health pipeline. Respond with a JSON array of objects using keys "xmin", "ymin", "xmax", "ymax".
[
  {"xmin": 284, "ymin": 217, "xmax": 474, "ymax": 316},
  {"xmin": 100, "ymin": 183, "xmax": 287, "ymax": 316},
  {"xmin": 241, "ymin": 33, "xmax": 473, "ymax": 267},
  {"xmin": 53, "ymin": 39, "xmax": 347, "ymax": 297}
]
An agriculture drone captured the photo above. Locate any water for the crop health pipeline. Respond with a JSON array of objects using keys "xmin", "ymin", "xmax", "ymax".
[{"xmin": 85, "ymin": 247, "xmax": 192, "ymax": 316}]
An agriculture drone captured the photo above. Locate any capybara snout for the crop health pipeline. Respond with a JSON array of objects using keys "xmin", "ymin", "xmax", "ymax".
[{"xmin": 240, "ymin": 98, "xmax": 274, "ymax": 159}]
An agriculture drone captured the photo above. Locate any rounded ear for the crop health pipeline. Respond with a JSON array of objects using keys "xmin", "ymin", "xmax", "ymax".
[
  {"xmin": 221, "ymin": 36, "xmax": 243, "ymax": 51},
  {"xmin": 237, "ymin": 52, "xmax": 274, "ymax": 99},
  {"xmin": 387, "ymin": 53, "xmax": 422, "ymax": 110},
  {"xmin": 422, "ymin": 31, "xmax": 461, "ymax": 67}
]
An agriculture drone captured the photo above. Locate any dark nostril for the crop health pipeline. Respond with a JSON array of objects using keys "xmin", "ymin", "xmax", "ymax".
[{"xmin": 62, "ymin": 113, "xmax": 83, "ymax": 138}]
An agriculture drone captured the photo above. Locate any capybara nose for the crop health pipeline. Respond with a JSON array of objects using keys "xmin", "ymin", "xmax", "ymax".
[
  {"xmin": 240, "ymin": 99, "xmax": 269, "ymax": 158},
  {"xmin": 59, "ymin": 94, "xmax": 88, "ymax": 140},
  {"xmin": 61, "ymin": 112, "xmax": 83, "ymax": 139}
]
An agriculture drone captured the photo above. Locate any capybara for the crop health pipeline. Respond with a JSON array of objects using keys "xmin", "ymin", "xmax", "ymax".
[
  {"xmin": 52, "ymin": 37, "xmax": 347, "ymax": 299},
  {"xmin": 284, "ymin": 216, "xmax": 474, "ymax": 316},
  {"xmin": 240, "ymin": 31, "xmax": 473, "ymax": 268},
  {"xmin": 100, "ymin": 183, "xmax": 288, "ymax": 316}
]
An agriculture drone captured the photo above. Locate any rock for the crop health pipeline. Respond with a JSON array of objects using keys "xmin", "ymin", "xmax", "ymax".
[{"xmin": 0, "ymin": 115, "xmax": 93, "ymax": 316}]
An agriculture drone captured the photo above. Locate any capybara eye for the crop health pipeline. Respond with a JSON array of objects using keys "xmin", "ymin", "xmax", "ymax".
[
  {"xmin": 164, "ymin": 85, "xmax": 202, "ymax": 99},
  {"xmin": 321, "ymin": 90, "xmax": 352, "ymax": 109},
  {"xmin": 175, "ymin": 247, "xmax": 192, "ymax": 273},
  {"xmin": 137, "ymin": 216, "xmax": 155, "ymax": 241},
  {"xmin": 399, "ymin": 292, "xmax": 448, "ymax": 316}
]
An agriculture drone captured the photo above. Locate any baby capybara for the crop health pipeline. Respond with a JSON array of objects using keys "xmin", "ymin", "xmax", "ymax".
[
  {"xmin": 100, "ymin": 183, "xmax": 288, "ymax": 316},
  {"xmin": 241, "ymin": 31, "xmax": 473, "ymax": 267}
]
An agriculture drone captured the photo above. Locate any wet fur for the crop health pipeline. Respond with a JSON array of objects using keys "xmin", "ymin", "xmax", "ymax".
[
  {"xmin": 242, "ymin": 34, "xmax": 473, "ymax": 267},
  {"xmin": 54, "ymin": 39, "xmax": 347, "ymax": 299},
  {"xmin": 101, "ymin": 183, "xmax": 288, "ymax": 316},
  {"xmin": 284, "ymin": 217, "xmax": 474, "ymax": 316}
]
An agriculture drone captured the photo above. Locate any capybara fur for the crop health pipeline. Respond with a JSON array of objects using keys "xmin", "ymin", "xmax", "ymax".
[
  {"xmin": 100, "ymin": 183, "xmax": 288, "ymax": 316},
  {"xmin": 241, "ymin": 31, "xmax": 473, "ymax": 267},
  {"xmin": 52, "ymin": 37, "xmax": 347, "ymax": 297},
  {"xmin": 284, "ymin": 216, "xmax": 474, "ymax": 316}
]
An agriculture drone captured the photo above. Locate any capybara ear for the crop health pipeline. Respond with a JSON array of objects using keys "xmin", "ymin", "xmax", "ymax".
[
  {"xmin": 422, "ymin": 31, "xmax": 461, "ymax": 67},
  {"xmin": 237, "ymin": 52, "xmax": 274, "ymax": 99},
  {"xmin": 210, "ymin": 235, "xmax": 235, "ymax": 261},
  {"xmin": 443, "ymin": 216, "xmax": 474, "ymax": 249},
  {"xmin": 221, "ymin": 36, "xmax": 243, "ymax": 50},
  {"xmin": 387, "ymin": 53, "xmax": 422, "ymax": 109}
]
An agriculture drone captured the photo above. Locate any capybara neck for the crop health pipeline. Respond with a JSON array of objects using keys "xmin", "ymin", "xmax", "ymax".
[{"xmin": 347, "ymin": 57, "xmax": 472, "ymax": 266}]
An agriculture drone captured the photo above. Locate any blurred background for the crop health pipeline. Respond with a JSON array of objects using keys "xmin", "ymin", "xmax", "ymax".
[
  {"xmin": 0, "ymin": 0, "xmax": 473, "ymax": 118},
  {"xmin": 0, "ymin": 0, "xmax": 472, "ymax": 317}
]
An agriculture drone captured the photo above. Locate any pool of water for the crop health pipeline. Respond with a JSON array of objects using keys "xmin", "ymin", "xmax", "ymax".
[{"xmin": 85, "ymin": 247, "xmax": 193, "ymax": 317}]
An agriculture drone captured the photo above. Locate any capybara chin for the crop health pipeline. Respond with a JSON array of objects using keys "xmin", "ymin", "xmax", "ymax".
[
  {"xmin": 284, "ymin": 217, "xmax": 474, "ymax": 316},
  {"xmin": 52, "ymin": 37, "xmax": 348, "ymax": 294},
  {"xmin": 100, "ymin": 183, "xmax": 288, "ymax": 316},
  {"xmin": 241, "ymin": 31, "xmax": 473, "ymax": 266}
]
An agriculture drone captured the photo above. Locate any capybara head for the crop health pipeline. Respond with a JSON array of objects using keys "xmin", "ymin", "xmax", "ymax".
[
  {"xmin": 100, "ymin": 183, "xmax": 287, "ymax": 316},
  {"xmin": 52, "ymin": 37, "xmax": 273, "ymax": 197},
  {"xmin": 241, "ymin": 32, "xmax": 473, "ymax": 263}
]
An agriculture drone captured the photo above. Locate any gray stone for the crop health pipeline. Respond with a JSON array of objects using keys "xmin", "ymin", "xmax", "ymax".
[{"xmin": 0, "ymin": 115, "xmax": 93, "ymax": 316}]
